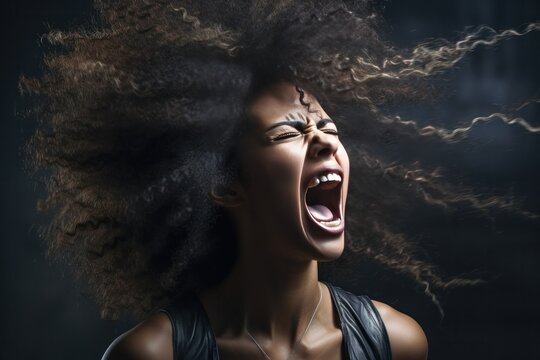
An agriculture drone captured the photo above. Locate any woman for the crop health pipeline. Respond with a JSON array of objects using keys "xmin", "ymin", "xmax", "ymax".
[
  {"xmin": 100, "ymin": 81, "xmax": 428, "ymax": 359},
  {"xmin": 22, "ymin": 0, "xmax": 534, "ymax": 359}
]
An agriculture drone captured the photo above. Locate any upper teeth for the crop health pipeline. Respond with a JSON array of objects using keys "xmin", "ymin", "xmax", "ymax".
[{"xmin": 308, "ymin": 172, "xmax": 342, "ymax": 188}]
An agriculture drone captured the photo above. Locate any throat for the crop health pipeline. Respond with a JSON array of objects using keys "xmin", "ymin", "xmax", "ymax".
[{"xmin": 198, "ymin": 261, "xmax": 324, "ymax": 340}]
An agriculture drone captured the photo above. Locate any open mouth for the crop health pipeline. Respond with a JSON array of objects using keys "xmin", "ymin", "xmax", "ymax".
[{"xmin": 304, "ymin": 171, "xmax": 344, "ymax": 235}]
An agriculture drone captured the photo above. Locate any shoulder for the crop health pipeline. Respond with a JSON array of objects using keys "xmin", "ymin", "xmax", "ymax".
[
  {"xmin": 101, "ymin": 312, "xmax": 173, "ymax": 360},
  {"xmin": 371, "ymin": 300, "xmax": 428, "ymax": 360}
]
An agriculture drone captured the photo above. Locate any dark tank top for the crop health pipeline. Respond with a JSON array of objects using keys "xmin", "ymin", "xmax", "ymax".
[{"xmin": 159, "ymin": 281, "xmax": 392, "ymax": 360}]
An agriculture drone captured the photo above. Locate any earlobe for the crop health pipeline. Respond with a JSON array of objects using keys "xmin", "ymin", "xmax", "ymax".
[{"xmin": 210, "ymin": 184, "xmax": 244, "ymax": 208}]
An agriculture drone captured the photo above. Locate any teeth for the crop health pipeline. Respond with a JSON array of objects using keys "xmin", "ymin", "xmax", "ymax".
[
  {"xmin": 308, "ymin": 177, "xmax": 320, "ymax": 188},
  {"xmin": 318, "ymin": 218, "xmax": 341, "ymax": 227},
  {"xmin": 308, "ymin": 172, "xmax": 342, "ymax": 187}
]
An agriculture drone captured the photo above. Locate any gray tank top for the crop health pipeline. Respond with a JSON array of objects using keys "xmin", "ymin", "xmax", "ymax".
[{"xmin": 160, "ymin": 281, "xmax": 392, "ymax": 360}]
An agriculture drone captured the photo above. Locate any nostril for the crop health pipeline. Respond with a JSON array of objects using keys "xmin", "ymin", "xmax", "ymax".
[{"xmin": 316, "ymin": 147, "xmax": 333, "ymax": 158}]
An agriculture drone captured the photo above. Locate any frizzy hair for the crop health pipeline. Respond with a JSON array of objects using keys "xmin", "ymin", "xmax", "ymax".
[{"xmin": 19, "ymin": 0, "xmax": 536, "ymax": 319}]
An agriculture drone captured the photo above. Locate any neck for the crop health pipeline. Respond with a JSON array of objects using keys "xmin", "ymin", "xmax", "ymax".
[{"xmin": 199, "ymin": 238, "xmax": 322, "ymax": 345}]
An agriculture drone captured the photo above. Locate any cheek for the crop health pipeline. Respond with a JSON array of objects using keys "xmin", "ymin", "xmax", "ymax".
[
  {"xmin": 339, "ymin": 146, "xmax": 350, "ymax": 176},
  {"xmin": 336, "ymin": 144, "xmax": 350, "ymax": 200},
  {"xmin": 241, "ymin": 144, "xmax": 305, "ymax": 224},
  {"xmin": 339, "ymin": 146, "xmax": 350, "ymax": 180},
  {"xmin": 246, "ymin": 145, "xmax": 304, "ymax": 196}
]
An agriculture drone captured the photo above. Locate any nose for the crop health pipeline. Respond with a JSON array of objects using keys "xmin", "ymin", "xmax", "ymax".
[{"xmin": 307, "ymin": 129, "xmax": 340, "ymax": 159}]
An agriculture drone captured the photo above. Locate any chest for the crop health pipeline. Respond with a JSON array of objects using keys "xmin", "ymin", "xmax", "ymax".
[
  {"xmin": 215, "ymin": 327, "xmax": 345, "ymax": 360},
  {"xmin": 166, "ymin": 286, "xmax": 390, "ymax": 360}
]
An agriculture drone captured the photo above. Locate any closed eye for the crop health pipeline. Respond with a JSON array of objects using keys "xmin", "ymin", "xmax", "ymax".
[
  {"xmin": 268, "ymin": 117, "xmax": 338, "ymax": 141},
  {"xmin": 272, "ymin": 129, "xmax": 338, "ymax": 141},
  {"xmin": 322, "ymin": 129, "xmax": 339, "ymax": 135},
  {"xmin": 272, "ymin": 131, "xmax": 302, "ymax": 140}
]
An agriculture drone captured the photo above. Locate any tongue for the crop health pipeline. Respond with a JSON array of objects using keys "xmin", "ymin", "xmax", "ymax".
[{"xmin": 307, "ymin": 204, "xmax": 334, "ymax": 221}]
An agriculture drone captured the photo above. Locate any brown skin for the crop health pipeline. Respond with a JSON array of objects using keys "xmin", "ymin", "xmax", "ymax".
[{"xmin": 103, "ymin": 82, "xmax": 428, "ymax": 360}]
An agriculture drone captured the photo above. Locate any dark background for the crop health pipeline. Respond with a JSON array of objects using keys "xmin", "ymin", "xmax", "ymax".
[{"xmin": 2, "ymin": 1, "xmax": 539, "ymax": 359}]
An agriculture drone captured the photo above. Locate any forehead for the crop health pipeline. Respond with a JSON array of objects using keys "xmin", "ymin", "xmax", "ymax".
[{"xmin": 246, "ymin": 82, "xmax": 325, "ymax": 128}]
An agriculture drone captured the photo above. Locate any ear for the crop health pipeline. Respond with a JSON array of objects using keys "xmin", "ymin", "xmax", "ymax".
[{"xmin": 210, "ymin": 182, "xmax": 245, "ymax": 208}]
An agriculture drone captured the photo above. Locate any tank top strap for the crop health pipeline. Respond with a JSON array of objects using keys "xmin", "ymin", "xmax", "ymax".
[
  {"xmin": 324, "ymin": 281, "xmax": 392, "ymax": 360},
  {"xmin": 159, "ymin": 295, "xmax": 219, "ymax": 360},
  {"xmin": 160, "ymin": 285, "xmax": 391, "ymax": 360}
]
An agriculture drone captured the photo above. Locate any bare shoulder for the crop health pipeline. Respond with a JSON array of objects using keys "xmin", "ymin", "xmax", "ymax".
[
  {"xmin": 101, "ymin": 312, "xmax": 173, "ymax": 360},
  {"xmin": 371, "ymin": 300, "xmax": 428, "ymax": 360}
]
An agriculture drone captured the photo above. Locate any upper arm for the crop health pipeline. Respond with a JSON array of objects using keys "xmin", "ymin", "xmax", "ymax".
[
  {"xmin": 371, "ymin": 300, "xmax": 428, "ymax": 360},
  {"xmin": 101, "ymin": 312, "xmax": 173, "ymax": 360}
]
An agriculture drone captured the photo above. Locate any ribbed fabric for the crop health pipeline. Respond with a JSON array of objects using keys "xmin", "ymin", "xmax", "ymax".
[{"xmin": 160, "ymin": 281, "xmax": 392, "ymax": 360}]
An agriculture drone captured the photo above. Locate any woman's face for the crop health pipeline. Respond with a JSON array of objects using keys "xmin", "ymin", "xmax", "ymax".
[{"xmin": 234, "ymin": 81, "xmax": 350, "ymax": 262}]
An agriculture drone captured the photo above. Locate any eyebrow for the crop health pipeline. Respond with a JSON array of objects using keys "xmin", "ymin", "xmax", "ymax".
[{"xmin": 265, "ymin": 117, "xmax": 335, "ymax": 132}]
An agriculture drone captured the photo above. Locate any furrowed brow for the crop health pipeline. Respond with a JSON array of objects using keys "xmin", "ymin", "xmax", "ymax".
[{"xmin": 265, "ymin": 113, "xmax": 333, "ymax": 132}]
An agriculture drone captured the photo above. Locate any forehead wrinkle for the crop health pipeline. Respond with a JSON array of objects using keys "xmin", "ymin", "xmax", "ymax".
[{"xmin": 284, "ymin": 111, "xmax": 308, "ymax": 123}]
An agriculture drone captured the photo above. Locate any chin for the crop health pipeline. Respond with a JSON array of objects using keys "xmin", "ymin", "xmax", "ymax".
[
  {"xmin": 300, "ymin": 211, "xmax": 346, "ymax": 262},
  {"xmin": 312, "ymin": 235, "xmax": 345, "ymax": 262}
]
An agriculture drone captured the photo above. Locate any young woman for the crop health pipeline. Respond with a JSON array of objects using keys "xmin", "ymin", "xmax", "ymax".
[
  {"xmin": 100, "ymin": 81, "xmax": 428, "ymax": 359},
  {"xmin": 23, "ymin": 0, "xmax": 535, "ymax": 359}
]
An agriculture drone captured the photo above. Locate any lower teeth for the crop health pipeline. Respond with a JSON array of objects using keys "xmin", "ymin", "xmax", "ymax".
[{"xmin": 319, "ymin": 218, "xmax": 341, "ymax": 227}]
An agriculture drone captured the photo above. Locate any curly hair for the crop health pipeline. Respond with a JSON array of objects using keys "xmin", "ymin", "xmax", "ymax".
[{"xmin": 19, "ymin": 0, "xmax": 538, "ymax": 319}]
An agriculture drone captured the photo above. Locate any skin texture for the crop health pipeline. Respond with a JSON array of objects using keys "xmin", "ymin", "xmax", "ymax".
[{"xmin": 102, "ymin": 82, "xmax": 428, "ymax": 360}]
